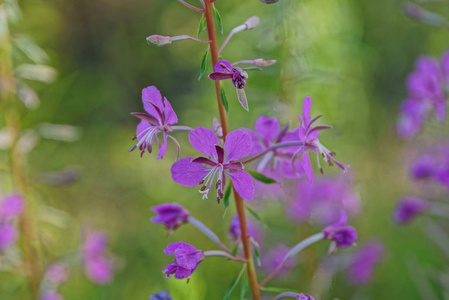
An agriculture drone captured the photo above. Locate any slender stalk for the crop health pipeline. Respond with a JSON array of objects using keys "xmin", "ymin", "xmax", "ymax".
[
  {"xmin": 204, "ymin": 250, "xmax": 247, "ymax": 262},
  {"xmin": 188, "ymin": 216, "xmax": 231, "ymax": 253},
  {"xmin": 203, "ymin": 2, "xmax": 260, "ymax": 299},
  {"xmin": 170, "ymin": 35, "xmax": 210, "ymax": 43},
  {"xmin": 177, "ymin": 0, "xmax": 204, "ymax": 12},
  {"xmin": 241, "ymin": 141, "xmax": 304, "ymax": 165}
]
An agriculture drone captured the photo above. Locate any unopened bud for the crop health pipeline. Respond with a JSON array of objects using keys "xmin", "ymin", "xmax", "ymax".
[
  {"xmin": 259, "ymin": 0, "xmax": 279, "ymax": 3},
  {"xmin": 253, "ymin": 58, "xmax": 277, "ymax": 67},
  {"xmin": 244, "ymin": 16, "xmax": 259, "ymax": 30},
  {"xmin": 146, "ymin": 35, "xmax": 172, "ymax": 47}
]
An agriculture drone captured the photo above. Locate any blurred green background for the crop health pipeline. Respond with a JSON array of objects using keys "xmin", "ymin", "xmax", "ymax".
[{"xmin": 2, "ymin": 0, "xmax": 449, "ymax": 299}]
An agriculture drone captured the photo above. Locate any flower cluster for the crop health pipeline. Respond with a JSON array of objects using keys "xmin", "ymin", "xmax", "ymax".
[
  {"xmin": 397, "ymin": 49, "xmax": 449, "ymax": 139},
  {"xmin": 0, "ymin": 194, "xmax": 24, "ymax": 250},
  {"xmin": 82, "ymin": 231, "xmax": 115, "ymax": 284}
]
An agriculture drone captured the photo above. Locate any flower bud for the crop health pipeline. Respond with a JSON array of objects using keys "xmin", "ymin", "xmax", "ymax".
[
  {"xmin": 253, "ymin": 58, "xmax": 277, "ymax": 67},
  {"xmin": 260, "ymin": 0, "xmax": 279, "ymax": 3},
  {"xmin": 146, "ymin": 35, "xmax": 172, "ymax": 47},
  {"xmin": 244, "ymin": 16, "xmax": 259, "ymax": 30}
]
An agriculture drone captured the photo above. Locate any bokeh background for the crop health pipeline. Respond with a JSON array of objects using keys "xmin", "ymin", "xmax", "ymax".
[{"xmin": 1, "ymin": 0, "xmax": 449, "ymax": 299}]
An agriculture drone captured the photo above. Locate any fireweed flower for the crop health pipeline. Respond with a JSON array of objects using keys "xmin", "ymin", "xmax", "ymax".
[
  {"xmin": 288, "ymin": 176, "xmax": 360, "ymax": 225},
  {"xmin": 40, "ymin": 291, "xmax": 64, "ymax": 300},
  {"xmin": 150, "ymin": 291, "xmax": 172, "ymax": 300},
  {"xmin": 262, "ymin": 244, "xmax": 296, "ymax": 276},
  {"xmin": 82, "ymin": 231, "xmax": 115, "ymax": 284},
  {"xmin": 347, "ymin": 241, "xmax": 384, "ymax": 285},
  {"xmin": 129, "ymin": 86, "xmax": 183, "ymax": 159},
  {"xmin": 0, "ymin": 224, "xmax": 17, "ymax": 250},
  {"xmin": 150, "ymin": 203, "xmax": 190, "ymax": 231},
  {"xmin": 209, "ymin": 60, "xmax": 249, "ymax": 110},
  {"xmin": 294, "ymin": 96, "xmax": 348, "ymax": 182},
  {"xmin": 0, "ymin": 194, "xmax": 24, "ymax": 250},
  {"xmin": 163, "ymin": 241, "xmax": 205, "ymax": 279},
  {"xmin": 393, "ymin": 197, "xmax": 429, "ymax": 224},
  {"xmin": 323, "ymin": 211, "xmax": 357, "ymax": 249},
  {"xmin": 228, "ymin": 215, "xmax": 261, "ymax": 244},
  {"xmin": 171, "ymin": 127, "xmax": 255, "ymax": 201},
  {"xmin": 45, "ymin": 263, "xmax": 69, "ymax": 285}
]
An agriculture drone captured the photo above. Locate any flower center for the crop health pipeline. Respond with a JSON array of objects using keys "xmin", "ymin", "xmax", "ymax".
[{"xmin": 198, "ymin": 164, "xmax": 225, "ymax": 202}]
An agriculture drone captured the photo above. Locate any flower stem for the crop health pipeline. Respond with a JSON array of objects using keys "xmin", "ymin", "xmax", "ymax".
[
  {"xmin": 259, "ymin": 233, "xmax": 324, "ymax": 287},
  {"xmin": 177, "ymin": 0, "xmax": 204, "ymax": 12},
  {"xmin": 204, "ymin": 250, "xmax": 247, "ymax": 262},
  {"xmin": 203, "ymin": 2, "xmax": 260, "ymax": 299},
  {"xmin": 241, "ymin": 141, "xmax": 304, "ymax": 164},
  {"xmin": 188, "ymin": 216, "xmax": 231, "ymax": 253}
]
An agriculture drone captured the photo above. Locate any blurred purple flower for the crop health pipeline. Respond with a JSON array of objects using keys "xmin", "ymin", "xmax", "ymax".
[
  {"xmin": 40, "ymin": 291, "xmax": 64, "ymax": 300},
  {"xmin": 228, "ymin": 215, "xmax": 261, "ymax": 244},
  {"xmin": 209, "ymin": 60, "xmax": 249, "ymax": 110},
  {"xmin": 442, "ymin": 50, "xmax": 449, "ymax": 87},
  {"xmin": 46, "ymin": 263, "xmax": 69, "ymax": 285},
  {"xmin": 171, "ymin": 127, "xmax": 254, "ymax": 201},
  {"xmin": 83, "ymin": 232, "xmax": 108, "ymax": 259},
  {"xmin": 0, "ymin": 194, "xmax": 24, "ymax": 218},
  {"xmin": 294, "ymin": 97, "xmax": 348, "ymax": 182},
  {"xmin": 410, "ymin": 154, "xmax": 436, "ymax": 180},
  {"xmin": 323, "ymin": 211, "xmax": 357, "ymax": 248},
  {"xmin": 150, "ymin": 203, "xmax": 190, "ymax": 231},
  {"xmin": 150, "ymin": 291, "xmax": 172, "ymax": 300},
  {"xmin": 393, "ymin": 197, "xmax": 429, "ymax": 224},
  {"xmin": 288, "ymin": 176, "xmax": 360, "ymax": 225},
  {"xmin": 163, "ymin": 242, "xmax": 204, "ymax": 279},
  {"xmin": 261, "ymin": 244, "xmax": 296, "ymax": 276},
  {"xmin": 82, "ymin": 231, "xmax": 115, "ymax": 284},
  {"xmin": 347, "ymin": 241, "xmax": 384, "ymax": 285},
  {"xmin": 274, "ymin": 292, "xmax": 315, "ymax": 300},
  {"xmin": 129, "ymin": 86, "xmax": 180, "ymax": 159},
  {"xmin": 0, "ymin": 224, "xmax": 17, "ymax": 250}
]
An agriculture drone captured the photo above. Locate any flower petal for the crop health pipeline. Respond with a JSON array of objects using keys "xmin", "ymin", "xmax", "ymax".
[
  {"xmin": 163, "ymin": 97, "xmax": 178, "ymax": 125},
  {"xmin": 189, "ymin": 127, "xmax": 220, "ymax": 159},
  {"xmin": 227, "ymin": 170, "xmax": 254, "ymax": 201},
  {"xmin": 214, "ymin": 60, "xmax": 233, "ymax": 73},
  {"xmin": 136, "ymin": 120, "xmax": 151, "ymax": 140},
  {"xmin": 236, "ymin": 88, "xmax": 249, "ymax": 111},
  {"xmin": 164, "ymin": 241, "xmax": 196, "ymax": 255},
  {"xmin": 302, "ymin": 96, "xmax": 312, "ymax": 125},
  {"xmin": 209, "ymin": 72, "xmax": 233, "ymax": 81},
  {"xmin": 255, "ymin": 116, "xmax": 280, "ymax": 144},
  {"xmin": 157, "ymin": 133, "xmax": 168, "ymax": 160},
  {"xmin": 171, "ymin": 157, "xmax": 210, "ymax": 187},
  {"xmin": 142, "ymin": 86, "xmax": 164, "ymax": 121},
  {"xmin": 224, "ymin": 130, "xmax": 252, "ymax": 162},
  {"xmin": 302, "ymin": 152, "xmax": 314, "ymax": 182},
  {"xmin": 174, "ymin": 266, "xmax": 194, "ymax": 279}
]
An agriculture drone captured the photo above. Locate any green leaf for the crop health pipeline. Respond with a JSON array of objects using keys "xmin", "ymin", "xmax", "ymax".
[
  {"xmin": 246, "ymin": 169, "xmax": 277, "ymax": 184},
  {"xmin": 213, "ymin": 5, "xmax": 223, "ymax": 34},
  {"xmin": 198, "ymin": 48, "xmax": 209, "ymax": 80},
  {"xmin": 253, "ymin": 246, "xmax": 261, "ymax": 267},
  {"xmin": 223, "ymin": 265, "xmax": 246, "ymax": 300},
  {"xmin": 240, "ymin": 274, "xmax": 249, "ymax": 300},
  {"xmin": 232, "ymin": 244, "xmax": 238, "ymax": 257},
  {"xmin": 244, "ymin": 205, "xmax": 267, "ymax": 228},
  {"xmin": 260, "ymin": 286, "xmax": 302, "ymax": 294},
  {"xmin": 197, "ymin": 15, "xmax": 206, "ymax": 37},
  {"xmin": 220, "ymin": 84, "xmax": 229, "ymax": 114},
  {"xmin": 222, "ymin": 184, "xmax": 231, "ymax": 218}
]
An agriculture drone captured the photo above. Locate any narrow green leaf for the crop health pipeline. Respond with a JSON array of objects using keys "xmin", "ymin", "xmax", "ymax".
[
  {"xmin": 253, "ymin": 247, "xmax": 261, "ymax": 267},
  {"xmin": 220, "ymin": 84, "xmax": 229, "ymax": 114},
  {"xmin": 246, "ymin": 169, "xmax": 277, "ymax": 184},
  {"xmin": 198, "ymin": 48, "xmax": 209, "ymax": 80},
  {"xmin": 222, "ymin": 184, "xmax": 231, "ymax": 218},
  {"xmin": 223, "ymin": 265, "xmax": 247, "ymax": 300},
  {"xmin": 240, "ymin": 274, "xmax": 249, "ymax": 300},
  {"xmin": 213, "ymin": 5, "xmax": 223, "ymax": 34},
  {"xmin": 260, "ymin": 286, "xmax": 302, "ymax": 294},
  {"xmin": 232, "ymin": 244, "xmax": 238, "ymax": 257},
  {"xmin": 197, "ymin": 15, "xmax": 206, "ymax": 37},
  {"xmin": 244, "ymin": 205, "xmax": 267, "ymax": 228}
]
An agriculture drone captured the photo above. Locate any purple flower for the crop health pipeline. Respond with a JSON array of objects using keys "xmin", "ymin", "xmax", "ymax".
[
  {"xmin": 150, "ymin": 203, "xmax": 190, "ymax": 231},
  {"xmin": 288, "ymin": 176, "xmax": 360, "ymax": 225},
  {"xmin": 323, "ymin": 211, "xmax": 357, "ymax": 248},
  {"xmin": 228, "ymin": 215, "xmax": 261, "ymax": 244},
  {"xmin": 442, "ymin": 49, "xmax": 449, "ymax": 87},
  {"xmin": 347, "ymin": 241, "xmax": 384, "ymax": 285},
  {"xmin": 163, "ymin": 242, "xmax": 204, "ymax": 279},
  {"xmin": 82, "ymin": 231, "xmax": 115, "ymax": 284},
  {"xmin": 0, "ymin": 223, "xmax": 17, "ymax": 250},
  {"xmin": 46, "ymin": 263, "xmax": 69, "ymax": 285},
  {"xmin": 40, "ymin": 291, "xmax": 64, "ymax": 300},
  {"xmin": 209, "ymin": 60, "xmax": 249, "ymax": 111},
  {"xmin": 246, "ymin": 116, "xmax": 303, "ymax": 179},
  {"xmin": 129, "ymin": 86, "xmax": 179, "ymax": 159},
  {"xmin": 0, "ymin": 194, "xmax": 24, "ymax": 218},
  {"xmin": 274, "ymin": 292, "xmax": 315, "ymax": 300},
  {"xmin": 171, "ymin": 127, "xmax": 254, "ymax": 201},
  {"xmin": 262, "ymin": 244, "xmax": 296, "ymax": 276},
  {"xmin": 294, "ymin": 97, "xmax": 348, "ymax": 182},
  {"xmin": 296, "ymin": 295, "xmax": 315, "ymax": 300},
  {"xmin": 410, "ymin": 154, "xmax": 436, "ymax": 180},
  {"xmin": 150, "ymin": 291, "xmax": 172, "ymax": 300},
  {"xmin": 393, "ymin": 197, "xmax": 429, "ymax": 224}
]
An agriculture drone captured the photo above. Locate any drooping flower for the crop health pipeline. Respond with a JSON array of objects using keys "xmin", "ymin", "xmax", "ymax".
[
  {"xmin": 171, "ymin": 127, "xmax": 254, "ymax": 201},
  {"xmin": 261, "ymin": 244, "xmax": 296, "ymax": 276},
  {"xmin": 150, "ymin": 203, "xmax": 190, "ymax": 231},
  {"xmin": 45, "ymin": 263, "xmax": 69, "ymax": 285},
  {"xmin": 150, "ymin": 291, "xmax": 173, "ymax": 300},
  {"xmin": 293, "ymin": 97, "xmax": 348, "ymax": 182},
  {"xmin": 163, "ymin": 242, "xmax": 204, "ymax": 279},
  {"xmin": 209, "ymin": 60, "xmax": 249, "ymax": 111},
  {"xmin": 347, "ymin": 241, "xmax": 384, "ymax": 285},
  {"xmin": 40, "ymin": 291, "xmax": 64, "ymax": 300},
  {"xmin": 323, "ymin": 211, "xmax": 357, "ymax": 249},
  {"xmin": 129, "ymin": 86, "xmax": 182, "ymax": 159},
  {"xmin": 228, "ymin": 215, "xmax": 261, "ymax": 244},
  {"xmin": 82, "ymin": 231, "xmax": 115, "ymax": 284},
  {"xmin": 393, "ymin": 197, "xmax": 429, "ymax": 224},
  {"xmin": 288, "ymin": 176, "xmax": 360, "ymax": 225}
]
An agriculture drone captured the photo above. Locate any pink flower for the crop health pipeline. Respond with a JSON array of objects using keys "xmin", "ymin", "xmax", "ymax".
[
  {"xmin": 150, "ymin": 203, "xmax": 190, "ymax": 231},
  {"xmin": 163, "ymin": 242, "xmax": 204, "ymax": 279}
]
